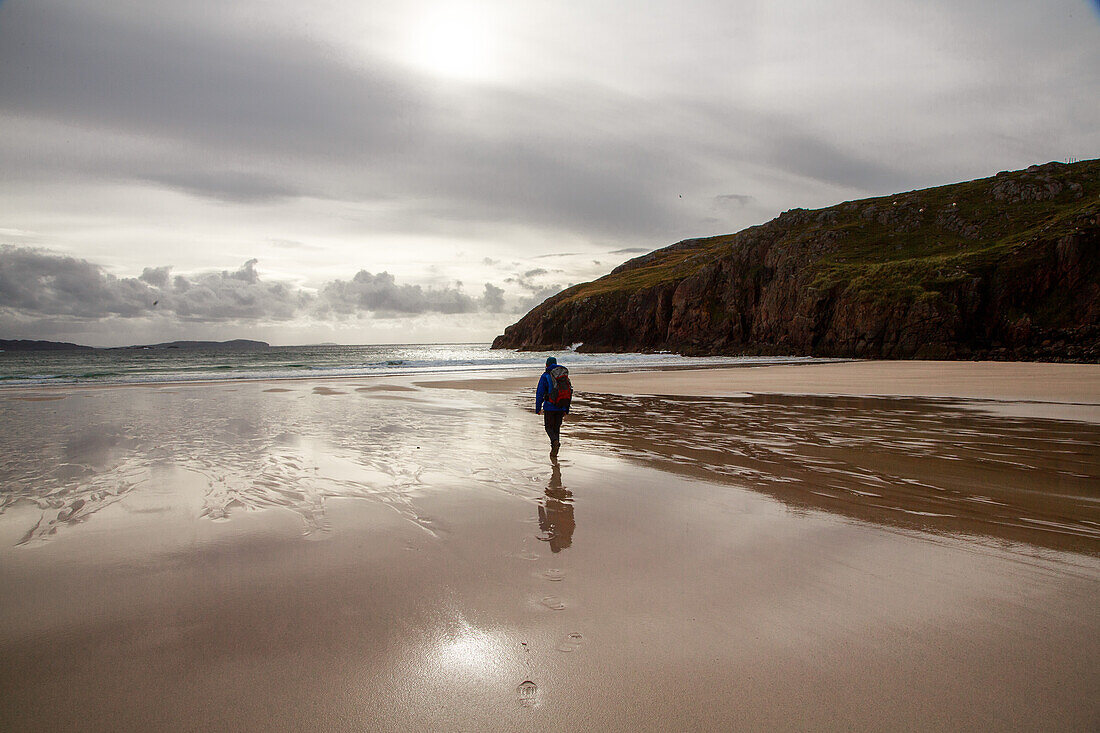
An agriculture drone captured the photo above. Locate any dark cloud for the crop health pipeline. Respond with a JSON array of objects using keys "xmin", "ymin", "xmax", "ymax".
[
  {"xmin": 0, "ymin": 247, "xmax": 516, "ymax": 329},
  {"xmin": 316, "ymin": 271, "xmax": 477, "ymax": 317},
  {"xmin": 481, "ymin": 283, "xmax": 506, "ymax": 313},
  {"xmin": 0, "ymin": 247, "xmax": 306, "ymax": 322},
  {"xmin": 0, "ymin": 2, "xmax": 424, "ymax": 164},
  {"xmin": 713, "ymin": 194, "xmax": 755, "ymax": 208},
  {"xmin": 139, "ymin": 266, "xmax": 171, "ymax": 288},
  {"xmin": 523, "ymin": 268, "xmax": 548, "ymax": 278},
  {"xmin": 608, "ymin": 247, "xmax": 652, "ymax": 255},
  {"xmin": 170, "ymin": 260, "xmax": 307, "ymax": 321},
  {"xmin": 315, "ymin": 274, "xmax": 511, "ymax": 317},
  {"xmin": 0, "ymin": 246, "xmax": 154, "ymax": 318}
]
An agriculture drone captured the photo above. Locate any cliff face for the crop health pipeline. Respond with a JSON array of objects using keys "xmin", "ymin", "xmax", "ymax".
[{"xmin": 493, "ymin": 160, "xmax": 1100, "ymax": 361}]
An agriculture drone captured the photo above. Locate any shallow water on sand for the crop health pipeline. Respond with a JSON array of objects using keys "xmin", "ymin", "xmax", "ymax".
[
  {"xmin": 0, "ymin": 381, "xmax": 543, "ymax": 544},
  {"xmin": 0, "ymin": 379, "xmax": 1098, "ymax": 730},
  {"xmin": 571, "ymin": 391, "xmax": 1100, "ymax": 555}
]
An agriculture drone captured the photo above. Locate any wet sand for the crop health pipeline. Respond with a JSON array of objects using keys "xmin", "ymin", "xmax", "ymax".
[
  {"xmin": 1, "ymin": 361, "xmax": 1098, "ymax": 730},
  {"xmin": 428, "ymin": 360, "xmax": 1100, "ymax": 422}
]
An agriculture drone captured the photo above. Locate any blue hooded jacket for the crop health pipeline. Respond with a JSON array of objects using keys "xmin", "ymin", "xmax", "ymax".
[{"xmin": 536, "ymin": 368, "xmax": 569, "ymax": 413}]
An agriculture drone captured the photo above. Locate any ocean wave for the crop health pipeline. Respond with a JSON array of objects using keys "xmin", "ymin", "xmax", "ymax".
[{"xmin": 0, "ymin": 343, "xmax": 833, "ymax": 388}]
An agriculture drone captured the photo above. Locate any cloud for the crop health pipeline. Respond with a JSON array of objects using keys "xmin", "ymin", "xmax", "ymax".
[
  {"xmin": 761, "ymin": 130, "xmax": 905, "ymax": 191},
  {"xmin": 0, "ymin": 246, "xmax": 155, "ymax": 318},
  {"xmin": 0, "ymin": 247, "xmax": 307, "ymax": 323},
  {"xmin": 316, "ymin": 271, "xmax": 477, "ymax": 317},
  {"xmin": 0, "ymin": 2, "xmax": 703, "ymax": 241},
  {"xmin": 503, "ymin": 266, "xmax": 566, "ymax": 311},
  {"xmin": 0, "ymin": 247, "xmax": 517, "ymax": 330},
  {"xmin": 713, "ymin": 194, "xmax": 755, "ymax": 208},
  {"xmin": 139, "ymin": 170, "xmax": 305, "ymax": 204},
  {"xmin": 139, "ymin": 266, "xmax": 171, "ymax": 288},
  {"xmin": 518, "ymin": 284, "xmax": 567, "ymax": 311},
  {"xmin": 532, "ymin": 252, "xmax": 584, "ymax": 260},
  {"xmin": 169, "ymin": 260, "xmax": 307, "ymax": 321},
  {"xmin": 481, "ymin": 283, "xmax": 505, "ymax": 313}
]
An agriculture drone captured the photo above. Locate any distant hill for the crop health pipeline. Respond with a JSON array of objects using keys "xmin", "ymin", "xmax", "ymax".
[
  {"xmin": 1, "ymin": 339, "xmax": 270, "ymax": 351},
  {"xmin": 493, "ymin": 159, "xmax": 1100, "ymax": 362},
  {"xmin": 0, "ymin": 339, "xmax": 93, "ymax": 351},
  {"xmin": 115, "ymin": 339, "xmax": 270, "ymax": 350}
]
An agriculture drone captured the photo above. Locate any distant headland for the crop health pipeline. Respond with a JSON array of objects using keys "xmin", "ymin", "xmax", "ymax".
[
  {"xmin": 0, "ymin": 339, "xmax": 270, "ymax": 351},
  {"xmin": 0, "ymin": 340, "xmax": 94, "ymax": 351}
]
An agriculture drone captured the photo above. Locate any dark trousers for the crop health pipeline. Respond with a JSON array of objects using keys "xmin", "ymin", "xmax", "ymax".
[{"xmin": 543, "ymin": 410, "xmax": 565, "ymax": 444}]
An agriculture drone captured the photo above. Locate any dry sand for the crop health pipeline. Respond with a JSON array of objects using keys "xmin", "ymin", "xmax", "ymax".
[
  {"xmin": 422, "ymin": 358, "xmax": 1100, "ymax": 398},
  {"xmin": 580, "ymin": 359, "xmax": 1100, "ymax": 401},
  {"xmin": 1, "ymin": 361, "xmax": 1098, "ymax": 731}
]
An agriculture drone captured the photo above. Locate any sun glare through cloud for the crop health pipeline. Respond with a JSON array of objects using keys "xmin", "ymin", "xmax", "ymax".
[{"xmin": 401, "ymin": 3, "xmax": 501, "ymax": 81}]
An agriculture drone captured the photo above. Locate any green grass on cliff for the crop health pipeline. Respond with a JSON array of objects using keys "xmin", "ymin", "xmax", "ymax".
[
  {"xmin": 545, "ymin": 234, "xmax": 740, "ymax": 306},
  {"xmin": 547, "ymin": 159, "xmax": 1099, "ymax": 312},
  {"xmin": 570, "ymin": 247, "xmax": 705, "ymax": 297}
]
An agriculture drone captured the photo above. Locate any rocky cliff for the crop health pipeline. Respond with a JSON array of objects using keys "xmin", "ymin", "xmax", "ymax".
[{"xmin": 493, "ymin": 160, "xmax": 1100, "ymax": 361}]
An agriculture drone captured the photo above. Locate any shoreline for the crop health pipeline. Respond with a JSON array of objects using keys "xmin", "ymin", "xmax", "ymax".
[
  {"xmin": 5, "ymin": 358, "xmax": 1099, "ymax": 402},
  {"xmin": 0, "ymin": 356, "xmax": 836, "ymax": 394},
  {"xmin": 8, "ymin": 360, "xmax": 1100, "ymax": 426},
  {"xmin": 421, "ymin": 359, "xmax": 1100, "ymax": 403}
]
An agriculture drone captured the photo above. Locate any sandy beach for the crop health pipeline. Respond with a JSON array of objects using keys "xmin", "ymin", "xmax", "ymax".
[{"xmin": 1, "ymin": 361, "xmax": 1098, "ymax": 730}]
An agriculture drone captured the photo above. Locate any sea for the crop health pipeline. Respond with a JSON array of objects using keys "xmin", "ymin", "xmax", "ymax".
[{"xmin": 0, "ymin": 343, "xmax": 827, "ymax": 388}]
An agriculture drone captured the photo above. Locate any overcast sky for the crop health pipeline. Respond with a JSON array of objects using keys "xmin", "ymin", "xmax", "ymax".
[{"xmin": 0, "ymin": 0, "xmax": 1096, "ymax": 346}]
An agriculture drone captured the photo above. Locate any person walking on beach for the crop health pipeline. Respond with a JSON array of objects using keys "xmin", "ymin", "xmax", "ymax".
[{"xmin": 535, "ymin": 356, "xmax": 571, "ymax": 457}]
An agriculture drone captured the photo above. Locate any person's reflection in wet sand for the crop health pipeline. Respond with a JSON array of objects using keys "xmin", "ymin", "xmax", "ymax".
[{"xmin": 538, "ymin": 459, "xmax": 575, "ymax": 553}]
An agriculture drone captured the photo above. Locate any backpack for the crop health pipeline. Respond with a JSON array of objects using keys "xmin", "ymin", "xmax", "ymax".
[{"xmin": 546, "ymin": 365, "xmax": 572, "ymax": 409}]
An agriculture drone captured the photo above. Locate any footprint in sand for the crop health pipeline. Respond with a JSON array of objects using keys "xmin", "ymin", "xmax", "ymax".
[
  {"xmin": 516, "ymin": 680, "xmax": 539, "ymax": 707},
  {"xmin": 514, "ymin": 538, "xmax": 539, "ymax": 561},
  {"xmin": 540, "ymin": 596, "xmax": 565, "ymax": 611},
  {"xmin": 556, "ymin": 632, "xmax": 586, "ymax": 653},
  {"xmin": 541, "ymin": 568, "xmax": 565, "ymax": 582}
]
